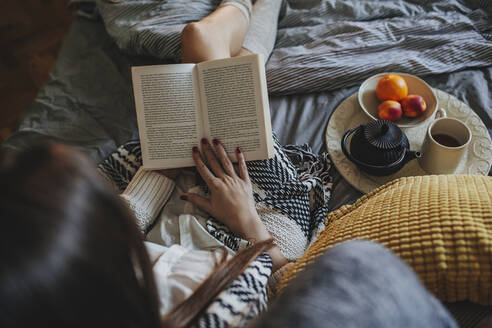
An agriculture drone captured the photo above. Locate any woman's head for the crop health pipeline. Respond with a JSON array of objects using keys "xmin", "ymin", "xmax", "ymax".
[
  {"xmin": 0, "ymin": 143, "xmax": 160, "ymax": 327},
  {"xmin": 0, "ymin": 143, "xmax": 273, "ymax": 328}
]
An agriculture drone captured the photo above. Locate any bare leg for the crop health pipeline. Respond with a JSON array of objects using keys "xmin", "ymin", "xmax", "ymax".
[{"xmin": 181, "ymin": 5, "xmax": 250, "ymax": 63}]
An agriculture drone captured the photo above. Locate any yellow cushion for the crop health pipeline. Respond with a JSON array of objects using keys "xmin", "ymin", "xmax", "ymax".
[{"xmin": 278, "ymin": 175, "xmax": 492, "ymax": 306}]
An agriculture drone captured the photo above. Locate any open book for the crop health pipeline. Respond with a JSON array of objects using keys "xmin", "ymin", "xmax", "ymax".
[{"xmin": 131, "ymin": 54, "xmax": 274, "ymax": 169}]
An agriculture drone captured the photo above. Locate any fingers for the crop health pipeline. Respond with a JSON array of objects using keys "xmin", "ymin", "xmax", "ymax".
[
  {"xmin": 212, "ymin": 139, "xmax": 236, "ymax": 177},
  {"xmin": 192, "ymin": 146, "xmax": 216, "ymax": 186},
  {"xmin": 194, "ymin": 140, "xmax": 248, "ymax": 183},
  {"xmin": 181, "ymin": 193, "xmax": 212, "ymax": 214},
  {"xmin": 201, "ymin": 138, "xmax": 225, "ymax": 178},
  {"xmin": 236, "ymin": 147, "xmax": 249, "ymax": 181}
]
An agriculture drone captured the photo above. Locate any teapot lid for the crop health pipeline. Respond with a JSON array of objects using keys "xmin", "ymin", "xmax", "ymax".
[{"xmin": 363, "ymin": 120, "xmax": 403, "ymax": 149}]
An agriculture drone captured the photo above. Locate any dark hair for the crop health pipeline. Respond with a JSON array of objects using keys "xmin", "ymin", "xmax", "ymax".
[{"xmin": 0, "ymin": 143, "xmax": 272, "ymax": 328}]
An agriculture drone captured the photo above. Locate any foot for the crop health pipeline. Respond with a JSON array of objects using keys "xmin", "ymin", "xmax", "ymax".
[
  {"xmin": 181, "ymin": 5, "xmax": 249, "ymax": 63},
  {"xmin": 236, "ymin": 47, "xmax": 253, "ymax": 57},
  {"xmin": 181, "ymin": 21, "xmax": 230, "ymax": 63}
]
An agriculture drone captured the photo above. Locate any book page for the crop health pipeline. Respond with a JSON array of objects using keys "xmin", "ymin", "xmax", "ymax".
[
  {"xmin": 132, "ymin": 64, "xmax": 202, "ymax": 169},
  {"xmin": 197, "ymin": 54, "xmax": 274, "ymax": 161}
]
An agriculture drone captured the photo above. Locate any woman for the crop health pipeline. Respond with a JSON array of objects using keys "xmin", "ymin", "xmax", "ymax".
[
  {"xmin": 2, "ymin": 3, "xmax": 289, "ymax": 327},
  {"xmin": 0, "ymin": 143, "xmax": 458, "ymax": 328},
  {"xmin": 0, "ymin": 1, "xmax": 458, "ymax": 327},
  {"xmin": 109, "ymin": 0, "xmax": 318, "ymax": 263},
  {"xmin": 0, "ymin": 141, "xmax": 284, "ymax": 328}
]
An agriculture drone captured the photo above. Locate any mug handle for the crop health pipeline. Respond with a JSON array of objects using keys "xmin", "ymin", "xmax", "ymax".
[
  {"xmin": 341, "ymin": 126, "xmax": 362, "ymax": 164},
  {"xmin": 435, "ymin": 108, "xmax": 447, "ymax": 119}
]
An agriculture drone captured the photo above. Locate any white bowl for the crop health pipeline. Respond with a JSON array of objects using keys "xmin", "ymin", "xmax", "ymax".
[{"xmin": 358, "ymin": 73, "xmax": 438, "ymax": 128}]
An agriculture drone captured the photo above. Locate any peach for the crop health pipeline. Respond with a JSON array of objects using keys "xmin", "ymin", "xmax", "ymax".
[
  {"xmin": 378, "ymin": 100, "xmax": 402, "ymax": 122},
  {"xmin": 401, "ymin": 94, "xmax": 427, "ymax": 118}
]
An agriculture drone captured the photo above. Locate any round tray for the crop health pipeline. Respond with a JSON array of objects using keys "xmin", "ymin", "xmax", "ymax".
[{"xmin": 325, "ymin": 89, "xmax": 492, "ymax": 194}]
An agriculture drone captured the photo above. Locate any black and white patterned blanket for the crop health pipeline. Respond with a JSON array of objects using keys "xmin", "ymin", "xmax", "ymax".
[
  {"xmin": 193, "ymin": 253, "xmax": 272, "ymax": 328},
  {"xmin": 98, "ymin": 136, "xmax": 333, "ymax": 253},
  {"xmin": 98, "ymin": 137, "xmax": 333, "ymax": 327}
]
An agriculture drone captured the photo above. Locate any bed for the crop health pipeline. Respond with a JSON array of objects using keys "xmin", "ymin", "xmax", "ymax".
[{"xmin": 3, "ymin": 0, "xmax": 492, "ymax": 325}]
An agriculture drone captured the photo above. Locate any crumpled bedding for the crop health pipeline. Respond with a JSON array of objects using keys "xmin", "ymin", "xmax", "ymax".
[
  {"xmin": 96, "ymin": 0, "xmax": 492, "ymax": 95},
  {"xmin": 3, "ymin": 3, "xmax": 492, "ymax": 322},
  {"xmin": 3, "ymin": 1, "xmax": 492, "ymax": 211}
]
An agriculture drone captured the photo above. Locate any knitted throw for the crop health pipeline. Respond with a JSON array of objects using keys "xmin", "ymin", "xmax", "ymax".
[{"xmin": 98, "ymin": 136, "xmax": 333, "ymax": 261}]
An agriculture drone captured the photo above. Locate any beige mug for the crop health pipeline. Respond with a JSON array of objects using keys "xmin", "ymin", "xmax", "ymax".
[{"xmin": 418, "ymin": 109, "xmax": 471, "ymax": 174}]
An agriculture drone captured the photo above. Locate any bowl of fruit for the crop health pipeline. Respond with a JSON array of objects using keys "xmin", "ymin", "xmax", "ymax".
[{"xmin": 358, "ymin": 73, "xmax": 438, "ymax": 128}]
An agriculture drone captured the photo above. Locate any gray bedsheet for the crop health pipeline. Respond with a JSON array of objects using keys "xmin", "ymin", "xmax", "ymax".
[
  {"xmin": 4, "ymin": 16, "xmax": 491, "ymax": 210},
  {"xmin": 96, "ymin": 0, "xmax": 492, "ymax": 95}
]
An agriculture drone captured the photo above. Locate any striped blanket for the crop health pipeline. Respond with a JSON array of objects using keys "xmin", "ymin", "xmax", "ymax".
[
  {"xmin": 98, "ymin": 136, "xmax": 334, "ymax": 260},
  {"xmin": 96, "ymin": 0, "xmax": 492, "ymax": 95}
]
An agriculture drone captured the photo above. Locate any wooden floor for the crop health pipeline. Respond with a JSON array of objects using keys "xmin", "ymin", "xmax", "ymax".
[{"xmin": 0, "ymin": 0, "xmax": 73, "ymax": 144}]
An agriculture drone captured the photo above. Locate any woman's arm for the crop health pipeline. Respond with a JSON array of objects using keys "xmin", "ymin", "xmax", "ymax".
[
  {"xmin": 181, "ymin": 138, "xmax": 288, "ymax": 272},
  {"xmin": 120, "ymin": 168, "xmax": 176, "ymax": 231}
]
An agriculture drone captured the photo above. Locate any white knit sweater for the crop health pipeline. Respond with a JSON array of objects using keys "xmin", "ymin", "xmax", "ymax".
[{"xmin": 120, "ymin": 168, "xmax": 174, "ymax": 231}]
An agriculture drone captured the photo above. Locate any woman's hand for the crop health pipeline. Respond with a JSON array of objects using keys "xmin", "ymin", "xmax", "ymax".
[
  {"xmin": 181, "ymin": 139, "xmax": 270, "ymax": 243},
  {"xmin": 182, "ymin": 139, "xmax": 288, "ymax": 271}
]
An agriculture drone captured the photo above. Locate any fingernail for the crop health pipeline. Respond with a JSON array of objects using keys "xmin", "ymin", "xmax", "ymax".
[
  {"xmin": 212, "ymin": 139, "xmax": 220, "ymax": 145},
  {"xmin": 236, "ymin": 147, "xmax": 241, "ymax": 154},
  {"xmin": 192, "ymin": 146, "xmax": 199, "ymax": 153},
  {"xmin": 201, "ymin": 138, "xmax": 208, "ymax": 145},
  {"xmin": 180, "ymin": 195, "xmax": 188, "ymax": 200}
]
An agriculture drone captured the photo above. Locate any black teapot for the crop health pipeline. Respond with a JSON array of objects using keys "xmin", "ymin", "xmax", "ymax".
[{"xmin": 341, "ymin": 120, "xmax": 422, "ymax": 176}]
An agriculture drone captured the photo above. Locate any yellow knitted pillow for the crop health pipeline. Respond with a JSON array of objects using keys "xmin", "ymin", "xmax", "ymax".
[{"xmin": 278, "ymin": 175, "xmax": 492, "ymax": 306}]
